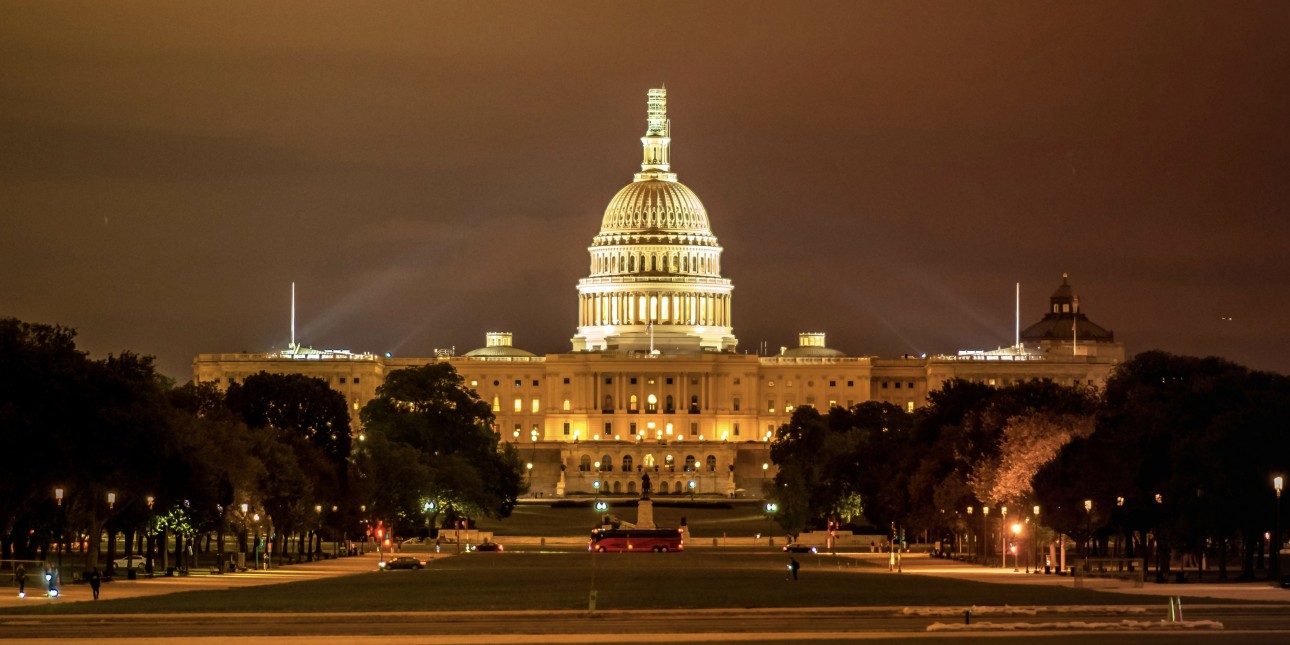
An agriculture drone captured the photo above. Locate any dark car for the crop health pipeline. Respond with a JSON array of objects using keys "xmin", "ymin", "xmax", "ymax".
[
  {"xmin": 473, "ymin": 541, "xmax": 504, "ymax": 552},
  {"xmin": 379, "ymin": 556, "xmax": 425, "ymax": 570},
  {"xmin": 783, "ymin": 543, "xmax": 817, "ymax": 554}
]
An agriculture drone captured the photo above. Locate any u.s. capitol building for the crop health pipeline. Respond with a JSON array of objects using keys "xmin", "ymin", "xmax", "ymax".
[{"xmin": 194, "ymin": 89, "xmax": 1123, "ymax": 498}]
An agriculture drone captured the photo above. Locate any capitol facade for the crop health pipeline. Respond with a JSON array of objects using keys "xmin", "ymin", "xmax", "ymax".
[{"xmin": 193, "ymin": 89, "xmax": 1124, "ymax": 499}]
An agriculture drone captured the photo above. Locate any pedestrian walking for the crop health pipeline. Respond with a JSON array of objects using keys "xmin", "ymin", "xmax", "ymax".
[
  {"xmin": 788, "ymin": 557, "xmax": 800, "ymax": 581},
  {"xmin": 88, "ymin": 566, "xmax": 102, "ymax": 600},
  {"xmin": 14, "ymin": 564, "xmax": 26, "ymax": 598}
]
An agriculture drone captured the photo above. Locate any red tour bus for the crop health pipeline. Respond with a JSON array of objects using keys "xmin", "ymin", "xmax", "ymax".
[{"xmin": 589, "ymin": 528, "xmax": 684, "ymax": 553}]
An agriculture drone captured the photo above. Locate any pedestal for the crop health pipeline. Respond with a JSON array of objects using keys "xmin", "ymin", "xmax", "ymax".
[{"xmin": 636, "ymin": 499, "xmax": 656, "ymax": 529}]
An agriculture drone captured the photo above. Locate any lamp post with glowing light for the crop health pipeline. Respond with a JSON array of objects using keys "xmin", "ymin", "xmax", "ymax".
[
  {"xmin": 1084, "ymin": 499, "xmax": 1093, "ymax": 567},
  {"xmin": 1011, "ymin": 522, "xmax": 1021, "ymax": 572},
  {"xmin": 982, "ymin": 506, "xmax": 990, "ymax": 562},
  {"xmin": 1033, "ymin": 505, "xmax": 1041, "ymax": 574},
  {"xmin": 1274, "ymin": 476, "xmax": 1283, "ymax": 584},
  {"xmin": 529, "ymin": 428, "xmax": 539, "ymax": 495},
  {"xmin": 1000, "ymin": 506, "xmax": 1008, "ymax": 568},
  {"xmin": 54, "ymin": 487, "xmax": 65, "ymax": 581},
  {"xmin": 966, "ymin": 506, "xmax": 975, "ymax": 561}
]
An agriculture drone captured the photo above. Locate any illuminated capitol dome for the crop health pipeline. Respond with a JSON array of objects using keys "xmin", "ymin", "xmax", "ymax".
[{"xmin": 571, "ymin": 88, "xmax": 737, "ymax": 353}]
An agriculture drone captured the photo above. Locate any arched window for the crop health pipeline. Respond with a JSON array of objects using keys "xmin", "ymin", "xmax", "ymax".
[
  {"xmin": 674, "ymin": 481, "xmax": 683, "ymax": 493},
  {"xmin": 613, "ymin": 481, "xmax": 621, "ymax": 494},
  {"xmin": 706, "ymin": 455, "xmax": 717, "ymax": 472},
  {"xmin": 664, "ymin": 454, "xmax": 675, "ymax": 471},
  {"xmin": 665, "ymin": 395, "xmax": 674, "ymax": 413},
  {"xmin": 682, "ymin": 256, "xmax": 689, "ymax": 272},
  {"xmin": 579, "ymin": 455, "xmax": 591, "ymax": 472},
  {"xmin": 622, "ymin": 455, "xmax": 634, "ymax": 472},
  {"xmin": 563, "ymin": 399, "xmax": 571, "ymax": 411},
  {"xmin": 600, "ymin": 454, "xmax": 612, "ymax": 472},
  {"xmin": 646, "ymin": 394, "xmax": 658, "ymax": 413},
  {"xmin": 684, "ymin": 455, "xmax": 696, "ymax": 472},
  {"xmin": 628, "ymin": 481, "xmax": 637, "ymax": 494},
  {"xmin": 629, "ymin": 395, "xmax": 638, "ymax": 412},
  {"xmin": 644, "ymin": 454, "xmax": 655, "ymax": 467},
  {"xmin": 629, "ymin": 255, "xmax": 635, "ymax": 272}
]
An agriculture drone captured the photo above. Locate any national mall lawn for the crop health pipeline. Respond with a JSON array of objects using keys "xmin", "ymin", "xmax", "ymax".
[{"xmin": 1, "ymin": 550, "xmax": 1232, "ymax": 615}]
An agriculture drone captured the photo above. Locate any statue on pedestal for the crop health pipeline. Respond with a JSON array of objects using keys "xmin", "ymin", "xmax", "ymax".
[{"xmin": 640, "ymin": 473, "xmax": 652, "ymax": 500}]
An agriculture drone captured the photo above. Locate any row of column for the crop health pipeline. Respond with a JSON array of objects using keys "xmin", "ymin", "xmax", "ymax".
[
  {"xmin": 592, "ymin": 251, "xmax": 717, "ymax": 277},
  {"xmin": 579, "ymin": 291, "xmax": 731, "ymax": 328}
]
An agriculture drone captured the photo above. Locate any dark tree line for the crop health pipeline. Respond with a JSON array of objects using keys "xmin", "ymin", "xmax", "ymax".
[
  {"xmin": 770, "ymin": 351, "xmax": 1289, "ymax": 579},
  {"xmin": 0, "ymin": 318, "xmax": 522, "ymax": 571}
]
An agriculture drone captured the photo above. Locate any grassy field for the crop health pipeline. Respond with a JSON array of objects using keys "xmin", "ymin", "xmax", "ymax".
[
  {"xmin": 476, "ymin": 500, "xmax": 799, "ymax": 539},
  {"xmin": 2, "ymin": 551, "xmax": 1195, "ymax": 615}
]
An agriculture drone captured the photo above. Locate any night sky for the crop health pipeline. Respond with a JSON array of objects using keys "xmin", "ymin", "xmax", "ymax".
[{"xmin": 4, "ymin": 2, "xmax": 1288, "ymax": 381}]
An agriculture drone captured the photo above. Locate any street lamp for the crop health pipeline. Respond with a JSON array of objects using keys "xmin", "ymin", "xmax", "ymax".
[
  {"xmin": 996, "ymin": 506, "xmax": 1007, "ymax": 568},
  {"xmin": 1274, "ymin": 476, "xmax": 1283, "ymax": 585},
  {"xmin": 982, "ymin": 506, "xmax": 990, "ymax": 562},
  {"xmin": 966, "ymin": 506, "xmax": 974, "ymax": 560},
  {"xmin": 53, "ymin": 487, "xmax": 65, "ymax": 585},
  {"xmin": 1011, "ymin": 523, "xmax": 1021, "ymax": 572},
  {"xmin": 1033, "ymin": 505, "xmax": 1041, "ymax": 574},
  {"xmin": 1084, "ymin": 499, "xmax": 1093, "ymax": 565},
  {"xmin": 107, "ymin": 492, "xmax": 116, "ymax": 510}
]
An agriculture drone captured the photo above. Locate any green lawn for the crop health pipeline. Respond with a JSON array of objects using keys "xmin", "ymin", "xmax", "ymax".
[
  {"xmin": 476, "ymin": 500, "xmax": 790, "ymax": 538},
  {"xmin": 2, "ymin": 551, "xmax": 1205, "ymax": 615}
]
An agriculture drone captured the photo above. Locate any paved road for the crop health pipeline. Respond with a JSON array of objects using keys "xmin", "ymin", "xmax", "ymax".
[{"xmin": 2, "ymin": 606, "xmax": 1289, "ymax": 642}]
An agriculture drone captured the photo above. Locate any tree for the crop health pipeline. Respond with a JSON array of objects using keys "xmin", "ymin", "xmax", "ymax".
[{"xmin": 360, "ymin": 363, "xmax": 522, "ymax": 531}]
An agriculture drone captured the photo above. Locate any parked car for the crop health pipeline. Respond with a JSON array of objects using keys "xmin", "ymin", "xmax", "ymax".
[
  {"xmin": 111, "ymin": 556, "xmax": 149, "ymax": 571},
  {"xmin": 472, "ymin": 541, "xmax": 503, "ymax": 552},
  {"xmin": 783, "ymin": 543, "xmax": 817, "ymax": 554},
  {"xmin": 379, "ymin": 556, "xmax": 425, "ymax": 570}
]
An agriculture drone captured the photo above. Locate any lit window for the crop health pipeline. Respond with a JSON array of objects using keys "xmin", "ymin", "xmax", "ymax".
[
  {"xmin": 907, "ymin": 401, "xmax": 915, "ymax": 413},
  {"xmin": 471, "ymin": 380, "xmax": 478, "ymax": 387},
  {"xmin": 563, "ymin": 399, "xmax": 571, "ymax": 411},
  {"xmin": 767, "ymin": 400, "xmax": 775, "ymax": 413},
  {"xmin": 493, "ymin": 396, "xmax": 500, "ymax": 412},
  {"xmin": 513, "ymin": 398, "xmax": 522, "ymax": 412},
  {"xmin": 532, "ymin": 398, "xmax": 540, "ymax": 413}
]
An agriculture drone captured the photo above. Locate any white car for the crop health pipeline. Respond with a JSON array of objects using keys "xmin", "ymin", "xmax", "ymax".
[{"xmin": 111, "ymin": 556, "xmax": 149, "ymax": 571}]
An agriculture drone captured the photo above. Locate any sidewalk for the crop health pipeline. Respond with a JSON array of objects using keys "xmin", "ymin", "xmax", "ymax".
[
  {"xmin": 0, "ymin": 552, "xmax": 401, "ymax": 607},
  {"xmin": 872, "ymin": 552, "xmax": 1290, "ymax": 603}
]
